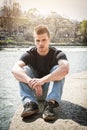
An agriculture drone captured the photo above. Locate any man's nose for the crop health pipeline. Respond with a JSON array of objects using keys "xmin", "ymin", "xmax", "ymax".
[{"xmin": 39, "ymin": 41, "xmax": 43, "ymax": 45}]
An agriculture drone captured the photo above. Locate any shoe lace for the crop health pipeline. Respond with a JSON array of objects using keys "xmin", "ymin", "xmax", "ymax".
[
  {"xmin": 24, "ymin": 102, "xmax": 30, "ymax": 108},
  {"xmin": 44, "ymin": 102, "xmax": 54, "ymax": 112}
]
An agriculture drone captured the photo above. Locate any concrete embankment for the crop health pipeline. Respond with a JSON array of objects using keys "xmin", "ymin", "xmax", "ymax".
[{"xmin": 9, "ymin": 71, "xmax": 87, "ymax": 130}]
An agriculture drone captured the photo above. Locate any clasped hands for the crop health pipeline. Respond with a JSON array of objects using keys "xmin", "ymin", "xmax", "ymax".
[{"xmin": 27, "ymin": 78, "xmax": 44, "ymax": 97}]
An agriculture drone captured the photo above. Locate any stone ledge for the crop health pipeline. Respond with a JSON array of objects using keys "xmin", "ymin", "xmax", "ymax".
[{"xmin": 9, "ymin": 71, "xmax": 87, "ymax": 130}]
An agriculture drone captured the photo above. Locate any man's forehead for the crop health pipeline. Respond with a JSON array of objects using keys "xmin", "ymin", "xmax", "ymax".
[{"xmin": 34, "ymin": 33, "xmax": 49, "ymax": 39}]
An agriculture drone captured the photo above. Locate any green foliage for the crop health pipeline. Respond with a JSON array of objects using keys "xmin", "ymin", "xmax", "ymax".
[
  {"xmin": 80, "ymin": 20, "xmax": 87, "ymax": 44},
  {"xmin": 80, "ymin": 20, "xmax": 87, "ymax": 34}
]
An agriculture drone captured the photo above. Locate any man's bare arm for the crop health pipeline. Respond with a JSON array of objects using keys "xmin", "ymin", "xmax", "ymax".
[
  {"xmin": 12, "ymin": 60, "xmax": 31, "ymax": 84},
  {"xmin": 12, "ymin": 60, "xmax": 42, "ymax": 96},
  {"xmin": 32, "ymin": 59, "xmax": 69, "ymax": 87},
  {"xmin": 42, "ymin": 59, "xmax": 69, "ymax": 83}
]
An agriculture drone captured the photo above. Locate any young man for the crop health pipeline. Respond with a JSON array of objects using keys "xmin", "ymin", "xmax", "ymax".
[{"xmin": 12, "ymin": 25, "xmax": 69, "ymax": 121}]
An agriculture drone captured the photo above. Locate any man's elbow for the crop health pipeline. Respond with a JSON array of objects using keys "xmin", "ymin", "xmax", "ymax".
[
  {"xmin": 64, "ymin": 62, "xmax": 69, "ymax": 75},
  {"xmin": 11, "ymin": 66, "xmax": 17, "ymax": 76}
]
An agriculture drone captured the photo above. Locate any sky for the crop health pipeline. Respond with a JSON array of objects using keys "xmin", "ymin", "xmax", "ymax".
[{"xmin": 0, "ymin": 0, "xmax": 87, "ymax": 21}]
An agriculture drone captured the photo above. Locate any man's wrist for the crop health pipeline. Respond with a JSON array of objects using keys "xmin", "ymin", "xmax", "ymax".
[
  {"xmin": 41, "ymin": 73, "xmax": 52, "ymax": 84},
  {"xmin": 26, "ymin": 77, "xmax": 32, "ymax": 85}
]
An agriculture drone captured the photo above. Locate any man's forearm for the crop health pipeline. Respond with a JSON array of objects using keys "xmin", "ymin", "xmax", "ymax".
[
  {"xmin": 41, "ymin": 65, "xmax": 69, "ymax": 84},
  {"xmin": 12, "ymin": 66, "xmax": 31, "ymax": 84}
]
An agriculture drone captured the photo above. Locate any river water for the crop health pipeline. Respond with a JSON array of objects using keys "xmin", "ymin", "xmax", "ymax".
[{"xmin": 0, "ymin": 46, "xmax": 87, "ymax": 130}]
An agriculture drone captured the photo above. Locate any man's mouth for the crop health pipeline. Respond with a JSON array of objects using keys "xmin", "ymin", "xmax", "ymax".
[{"xmin": 39, "ymin": 46, "xmax": 44, "ymax": 49}]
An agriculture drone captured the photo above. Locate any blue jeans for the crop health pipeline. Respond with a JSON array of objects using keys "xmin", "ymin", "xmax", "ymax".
[{"xmin": 19, "ymin": 65, "xmax": 65, "ymax": 105}]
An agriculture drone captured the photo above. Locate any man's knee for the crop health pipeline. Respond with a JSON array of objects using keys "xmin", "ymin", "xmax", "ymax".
[
  {"xmin": 23, "ymin": 66, "xmax": 31, "ymax": 75},
  {"xmin": 23, "ymin": 66, "xmax": 37, "ymax": 78},
  {"xmin": 50, "ymin": 65, "xmax": 58, "ymax": 73}
]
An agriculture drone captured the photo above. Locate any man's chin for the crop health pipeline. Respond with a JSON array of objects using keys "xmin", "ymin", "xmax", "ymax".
[{"xmin": 39, "ymin": 48, "xmax": 45, "ymax": 52}]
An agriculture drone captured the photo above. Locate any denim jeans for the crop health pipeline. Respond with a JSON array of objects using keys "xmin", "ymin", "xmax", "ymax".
[{"xmin": 19, "ymin": 65, "xmax": 65, "ymax": 105}]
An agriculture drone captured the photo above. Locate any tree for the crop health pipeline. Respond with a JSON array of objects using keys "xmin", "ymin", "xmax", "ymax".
[
  {"xmin": 80, "ymin": 20, "xmax": 87, "ymax": 44},
  {"xmin": 0, "ymin": 1, "xmax": 21, "ymax": 36}
]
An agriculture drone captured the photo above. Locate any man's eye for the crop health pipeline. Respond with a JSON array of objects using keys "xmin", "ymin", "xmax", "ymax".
[
  {"xmin": 36, "ymin": 40, "xmax": 40, "ymax": 42},
  {"xmin": 43, "ymin": 39, "xmax": 46, "ymax": 42}
]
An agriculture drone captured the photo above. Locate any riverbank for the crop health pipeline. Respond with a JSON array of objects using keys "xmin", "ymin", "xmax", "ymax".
[
  {"xmin": 0, "ymin": 41, "xmax": 86, "ymax": 49},
  {"xmin": 9, "ymin": 71, "xmax": 87, "ymax": 130}
]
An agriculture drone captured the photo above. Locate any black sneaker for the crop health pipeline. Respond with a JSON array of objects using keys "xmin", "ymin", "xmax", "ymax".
[
  {"xmin": 42, "ymin": 101, "xmax": 56, "ymax": 121},
  {"xmin": 21, "ymin": 102, "xmax": 39, "ymax": 118}
]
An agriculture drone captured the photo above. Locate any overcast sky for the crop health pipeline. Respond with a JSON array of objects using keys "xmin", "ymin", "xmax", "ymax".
[{"xmin": 0, "ymin": 0, "xmax": 87, "ymax": 21}]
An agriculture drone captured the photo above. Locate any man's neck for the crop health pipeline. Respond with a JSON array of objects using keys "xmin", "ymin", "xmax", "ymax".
[{"xmin": 37, "ymin": 49, "xmax": 49, "ymax": 56}]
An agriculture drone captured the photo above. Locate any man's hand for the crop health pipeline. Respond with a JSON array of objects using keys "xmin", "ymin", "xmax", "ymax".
[
  {"xmin": 30, "ymin": 78, "xmax": 44, "ymax": 89},
  {"xmin": 34, "ymin": 85, "xmax": 42, "ymax": 96},
  {"xmin": 27, "ymin": 78, "xmax": 44, "ymax": 96}
]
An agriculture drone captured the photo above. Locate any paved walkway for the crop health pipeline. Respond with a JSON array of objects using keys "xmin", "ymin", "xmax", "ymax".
[{"xmin": 9, "ymin": 71, "xmax": 87, "ymax": 130}]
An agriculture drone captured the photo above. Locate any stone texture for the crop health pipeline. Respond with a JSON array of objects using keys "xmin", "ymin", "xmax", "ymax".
[{"xmin": 9, "ymin": 71, "xmax": 87, "ymax": 130}]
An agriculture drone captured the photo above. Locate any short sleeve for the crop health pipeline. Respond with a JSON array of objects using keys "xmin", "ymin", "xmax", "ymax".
[
  {"xmin": 56, "ymin": 51, "xmax": 67, "ymax": 61},
  {"xmin": 19, "ymin": 52, "xmax": 30, "ymax": 65}
]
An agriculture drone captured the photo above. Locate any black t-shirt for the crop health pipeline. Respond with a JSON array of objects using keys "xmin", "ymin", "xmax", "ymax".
[{"xmin": 20, "ymin": 47, "xmax": 67, "ymax": 78}]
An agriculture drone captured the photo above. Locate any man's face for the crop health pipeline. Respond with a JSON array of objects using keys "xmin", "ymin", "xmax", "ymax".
[{"xmin": 34, "ymin": 33, "xmax": 50, "ymax": 55}]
